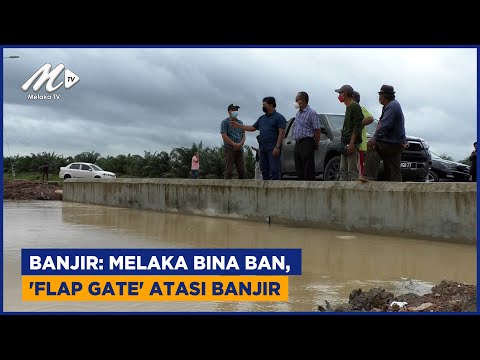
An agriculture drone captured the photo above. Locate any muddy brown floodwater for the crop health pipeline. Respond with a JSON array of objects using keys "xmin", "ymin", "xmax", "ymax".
[{"xmin": 3, "ymin": 200, "xmax": 476, "ymax": 313}]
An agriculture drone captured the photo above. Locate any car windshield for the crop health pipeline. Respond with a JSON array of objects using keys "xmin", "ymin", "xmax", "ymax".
[
  {"xmin": 90, "ymin": 164, "xmax": 103, "ymax": 171},
  {"xmin": 325, "ymin": 114, "xmax": 345, "ymax": 130}
]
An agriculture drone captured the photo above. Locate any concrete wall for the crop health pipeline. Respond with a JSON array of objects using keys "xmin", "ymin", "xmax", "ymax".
[{"xmin": 62, "ymin": 179, "xmax": 477, "ymax": 245}]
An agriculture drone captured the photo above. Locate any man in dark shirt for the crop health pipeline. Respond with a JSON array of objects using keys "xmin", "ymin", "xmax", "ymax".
[
  {"xmin": 360, "ymin": 85, "xmax": 407, "ymax": 182},
  {"xmin": 230, "ymin": 97, "xmax": 286, "ymax": 180},
  {"xmin": 293, "ymin": 91, "xmax": 321, "ymax": 180},
  {"xmin": 469, "ymin": 142, "xmax": 477, "ymax": 182},
  {"xmin": 335, "ymin": 84, "xmax": 363, "ymax": 181},
  {"xmin": 40, "ymin": 161, "xmax": 49, "ymax": 182}
]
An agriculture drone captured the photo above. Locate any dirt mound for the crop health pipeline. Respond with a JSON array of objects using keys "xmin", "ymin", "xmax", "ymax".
[
  {"xmin": 4, "ymin": 179, "xmax": 63, "ymax": 200},
  {"xmin": 318, "ymin": 280, "xmax": 476, "ymax": 313}
]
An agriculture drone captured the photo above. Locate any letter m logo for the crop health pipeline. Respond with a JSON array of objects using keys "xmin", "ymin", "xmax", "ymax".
[{"xmin": 21, "ymin": 63, "xmax": 65, "ymax": 93}]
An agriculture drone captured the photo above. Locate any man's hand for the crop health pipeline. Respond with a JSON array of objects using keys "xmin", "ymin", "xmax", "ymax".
[
  {"xmin": 367, "ymin": 138, "xmax": 376, "ymax": 150},
  {"xmin": 272, "ymin": 147, "xmax": 280, "ymax": 158},
  {"xmin": 346, "ymin": 143, "xmax": 355, "ymax": 156},
  {"xmin": 233, "ymin": 143, "xmax": 242, "ymax": 151},
  {"xmin": 230, "ymin": 120, "xmax": 240, "ymax": 128}
]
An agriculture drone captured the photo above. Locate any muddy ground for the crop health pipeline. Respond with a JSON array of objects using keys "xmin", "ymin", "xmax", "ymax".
[
  {"xmin": 4, "ymin": 179, "xmax": 63, "ymax": 200},
  {"xmin": 318, "ymin": 280, "xmax": 476, "ymax": 312}
]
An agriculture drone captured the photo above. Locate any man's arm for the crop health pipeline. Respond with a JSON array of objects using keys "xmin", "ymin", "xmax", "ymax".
[
  {"xmin": 313, "ymin": 129, "xmax": 321, "ymax": 147},
  {"xmin": 310, "ymin": 111, "xmax": 321, "ymax": 147},
  {"xmin": 361, "ymin": 106, "xmax": 374, "ymax": 126},
  {"xmin": 230, "ymin": 122, "xmax": 257, "ymax": 132},
  {"xmin": 362, "ymin": 116, "xmax": 374, "ymax": 126},
  {"xmin": 350, "ymin": 106, "xmax": 363, "ymax": 146},
  {"xmin": 241, "ymin": 130, "xmax": 246, "ymax": 146},
  {"xmin": 276, "ymin": 128, "xmax": 286, "ymax": 147}
]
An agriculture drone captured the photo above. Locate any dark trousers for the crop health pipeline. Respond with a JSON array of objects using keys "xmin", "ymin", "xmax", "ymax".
[
  {"xmin": 191, "ymin": 169, "xmax": 198, "ymax": 179},
  {"xmin": 294, "ymin": 137, "xmax": 316, "ymax": 180},
  {"xmin": 42, "ymin": 171, "xmax": 48, "ymax": 182},
  {"xmin": 260, "ymin": 144, "xmax": 281, "ymax": 180},
  {"xmin": 364, "ymin": 142, "xmax": 404, "ymax": 181},
  {"xmin": 224, "ymin": 147, "xmax": 245, "ymax": 179},
  {"xmin": 471, "ymin": 166, "xmax": 476, "ymax": 182}
]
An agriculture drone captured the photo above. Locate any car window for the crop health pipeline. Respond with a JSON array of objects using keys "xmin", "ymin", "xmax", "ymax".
[
  {"xmin": 90, "ymin": 164, "xmax": 102, "ymax": 171},
  {"xmin": 70, "ymin": 164, "xmax": 80, "ymax": 169},
  {"xmin": 81, "ymin": 164, "xmax": 92, "ymax": 171},
  {"xmin": 324, "ymin": 114, "xmax": 344, "ymax": 130},
  {"xmin": 285, "ymin": 119, "xmax": 295, "ymax": 138}
]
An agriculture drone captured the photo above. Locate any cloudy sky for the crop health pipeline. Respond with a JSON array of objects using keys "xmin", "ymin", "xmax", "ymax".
[{"xmin": 2, "ymin": 47, "xmax": 477, "ymax": 162}]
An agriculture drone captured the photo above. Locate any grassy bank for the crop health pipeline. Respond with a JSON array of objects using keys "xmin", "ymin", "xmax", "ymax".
[{"xmin": 4, "ymin": 172, "xmax": 62, "ymax": 182}]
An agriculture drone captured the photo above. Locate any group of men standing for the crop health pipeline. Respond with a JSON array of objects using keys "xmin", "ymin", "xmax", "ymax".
[
  {"xmin": 334, "ymin": 84, "xmax": 407, "ymax": 182},
  {"xmin": 218, "ymin": 84, "xmax": 407, "ymax": 183}
]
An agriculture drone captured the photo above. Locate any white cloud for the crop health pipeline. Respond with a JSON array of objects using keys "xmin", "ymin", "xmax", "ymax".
[{"xmin": 3, "ymin": 47, "xmax": 476, "ymax": 162}]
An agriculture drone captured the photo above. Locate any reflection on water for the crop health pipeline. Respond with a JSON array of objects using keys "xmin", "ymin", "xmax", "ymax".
[{"xmin": 3, "ymin": 200, "xmax": 476, "ymax": 312}]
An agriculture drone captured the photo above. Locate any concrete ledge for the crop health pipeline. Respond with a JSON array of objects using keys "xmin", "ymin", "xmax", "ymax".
[{"xmin": 62, "ymin": 179, "xmax": 477, "ymax": 245}]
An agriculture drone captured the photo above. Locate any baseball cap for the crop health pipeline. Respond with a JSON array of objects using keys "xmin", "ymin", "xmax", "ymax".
[
  {"xmin": 227, "ymin": 104, "xmax": 240, "ymax": 111},
  {"xmin": 335, "ymin": 85, "xmax": 354, "ymax": 93}
]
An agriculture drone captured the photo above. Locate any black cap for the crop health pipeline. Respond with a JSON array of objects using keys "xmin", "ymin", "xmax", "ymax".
[
  {"xmin": 378, "ymin": 85, "xmax": 395, "ymax": 94},
  {"xmin": 227, "ymin": 103, "xmax": 240, "ymax": 111},
  {"xmin": 335, "ymin": 84, "xmax": 354, "ymax": 93}
]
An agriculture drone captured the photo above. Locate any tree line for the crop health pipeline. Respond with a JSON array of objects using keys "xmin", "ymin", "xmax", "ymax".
[
  {"xmin": 3, "ymin": 143, "xmax": 471, "ymax": 180},
  {"xmin": 3, "ymin": 142, "xmax": 257, "ymax": 179}
]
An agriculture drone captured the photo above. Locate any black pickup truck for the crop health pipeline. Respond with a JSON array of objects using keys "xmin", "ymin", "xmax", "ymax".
[{"xmin": 281, "ymin": 113, "xmax": 431, "ymax": 181}]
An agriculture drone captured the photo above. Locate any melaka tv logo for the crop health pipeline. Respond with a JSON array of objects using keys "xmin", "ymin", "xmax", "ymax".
[{"xmin": 21, "ymin": 63, "xmax": 80, "ymax": 93}]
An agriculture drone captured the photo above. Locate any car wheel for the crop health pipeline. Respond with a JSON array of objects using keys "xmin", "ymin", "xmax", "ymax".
[
  {"xmin": 426, "ymin": 170, "xmax": 439, "ymax": 182},
  {"xmin": 64, "ymin": 174, "xmax": 71, "ymax": 180},
  {"xmin": 324, "ymin": 156, "xmax": 341, "ymax": 181}
]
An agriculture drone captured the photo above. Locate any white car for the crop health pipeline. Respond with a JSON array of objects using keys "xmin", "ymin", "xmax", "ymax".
[{"xmin": 59, "ymin": 162, "xmax": 116, "ymax": 180}]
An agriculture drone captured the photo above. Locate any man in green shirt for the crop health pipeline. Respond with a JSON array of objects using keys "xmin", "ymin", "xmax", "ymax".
[{"xmin": 335, "ymin": 84, "xmax": 364, "ymax": 181}]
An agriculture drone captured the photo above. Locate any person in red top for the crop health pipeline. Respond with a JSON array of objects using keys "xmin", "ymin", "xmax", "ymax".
[{"xmin": 191, "ymin": 152, "xmax": 200, "ymax": 179}]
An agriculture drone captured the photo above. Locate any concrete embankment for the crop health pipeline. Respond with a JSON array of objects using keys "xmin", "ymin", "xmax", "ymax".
[{"xmin": 62, "ymin": 179, "xmax": 476, "ymax": 245}]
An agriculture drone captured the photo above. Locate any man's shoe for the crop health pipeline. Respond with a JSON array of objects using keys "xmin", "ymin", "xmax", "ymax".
[{"xmin": 358, "ymin": 177, "xmax": 369, "ymax": 183}]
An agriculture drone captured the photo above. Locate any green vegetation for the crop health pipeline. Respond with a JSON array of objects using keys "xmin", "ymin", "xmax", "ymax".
[
  {"xmin": 3, "ymin": 172, "xmax": 61, "ymax": 182},
  {"xmin": 3, "ymin": 143, "xmax": 256, "ymax": 180}
]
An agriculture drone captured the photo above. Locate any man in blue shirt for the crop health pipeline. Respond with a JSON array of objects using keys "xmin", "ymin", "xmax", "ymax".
[
  {"xmin": 360, "ymin": 85, "xmax": 406, "ymax": 182},
  {"xmin": 230, "ymin": 97, "xmax": 286, "ymax": 180},
  {"xmin": 220, "ymin": 104, "xmax": 246, "ymax": 179}
]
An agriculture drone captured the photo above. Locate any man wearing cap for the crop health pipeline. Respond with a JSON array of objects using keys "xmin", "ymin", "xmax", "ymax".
[
  {"xmin": 335, "ymin": 84, "xmax": 364, "ymax": 181},
  {"xmin": 359, "ymin": 85, "xmax": 406, "ymax": 182},
  {"xmin": 220, "ymin": 104, "xmax": 246, "ymax": 179},
  {"xmin": 230, "ymin": 96, "xmax": 286, "ymax": 180}
]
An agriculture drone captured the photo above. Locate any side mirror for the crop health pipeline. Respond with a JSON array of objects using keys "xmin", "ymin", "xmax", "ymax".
[{"xmin": 320, "ymin": 126, "xmax": 327, "ymax": 135}]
